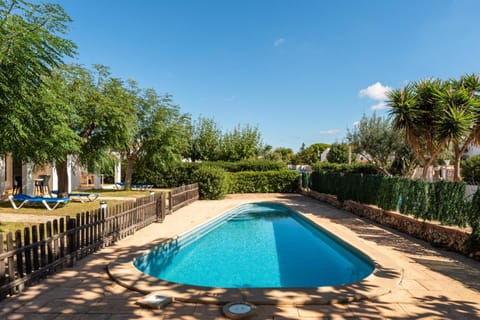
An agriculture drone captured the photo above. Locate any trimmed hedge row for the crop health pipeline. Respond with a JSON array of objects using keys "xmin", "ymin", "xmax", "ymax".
[
  {"xmin": 311, "ymin": 162, "xmax": 378, "ymax": 175},
  {"xmin": 203, "ymin": 159, "xmax": 286, "ymax": 172},
  {"xmin": 309, "ymin": 172, "xmax": 478, "ymax": 232},
  {"xmin": 134, "ymin": 162, "xmax": 299, "ymax": 200},
  {"xmin": 228, "ymin": 170, "xmax": 299, "ymax": 194}
]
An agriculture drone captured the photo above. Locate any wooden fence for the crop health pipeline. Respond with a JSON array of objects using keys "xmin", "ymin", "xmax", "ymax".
[
  {"xmin": 0, "ymin": 183, "xmax": 199, "ymax": 300},
  {"xmin": 169, "ymin": 183, "xmax": 200, "ymax": 212}
]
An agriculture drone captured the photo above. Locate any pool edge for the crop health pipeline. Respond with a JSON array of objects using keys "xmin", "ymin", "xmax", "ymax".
[{"xmin": 107, "ymin": 201, "xmax": 404, "ymax": 306}]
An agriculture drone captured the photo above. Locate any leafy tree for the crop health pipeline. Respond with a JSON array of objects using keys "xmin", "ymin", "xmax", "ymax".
[
  {"xmin": 389, "ymin": 145, "xmax": 418, "ymax": 177},
  {"xmin": 54, "ymin": 65, "xmax": 137, "ymax": 194},
  {"xmin": 272, "ymin": 147, "xmax": 295, "ymax": 163},
  {"xmin": 191, "ymin": 116, "xmax": 222, "ymax": 161},
  {"xmin": 0, "ymin": 0, "xmax": 76, "ymax": 162},
  {"xmin": 327, "ymin": 143, "xmax": 350, "ymax": 164},
  {"xmin": 260, "ymin": 144, "xmax": 273, "ymax": 160},
  {"xmin": 296, "ymin": 143, "xmax": 329, "ymax": 165},
  {"xmin": 461, "ymin": 155, "xmax": 480, "ymax": 185},
  {"xmin": 219, "ymin": 124, "xmax": 262, "ymax": 161},
  {"xmin": 347, "ymin": 113, "xmax": 403, "ymax": 175},
  {"xmin": 136, "ymin": 97, "xmax": 191, "ymax": 175}
]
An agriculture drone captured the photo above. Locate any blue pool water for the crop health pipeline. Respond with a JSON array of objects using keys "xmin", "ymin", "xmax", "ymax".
[{"xmin": 134, "ymin": 203, "xmax": 374, "ymax": 288}]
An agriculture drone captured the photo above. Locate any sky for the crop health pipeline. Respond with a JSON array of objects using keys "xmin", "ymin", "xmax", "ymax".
[{"xmin": 59, "ymin": 0, "xmax": 480, "ymax": 152}]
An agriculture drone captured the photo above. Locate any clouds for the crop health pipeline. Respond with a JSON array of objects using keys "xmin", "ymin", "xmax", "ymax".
[
  {"xmin": 319, "ymin": 129, "xmax": 341, "ymax": 135},
  {"xmin": 359, "ymin": 82, "xmax": 392, "ymax": 110},
  {"xmin": 273, "ymin": 38, "xmax": 286, "ymax": 47}
]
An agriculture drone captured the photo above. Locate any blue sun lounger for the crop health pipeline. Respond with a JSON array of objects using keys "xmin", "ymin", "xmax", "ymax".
[
  {"xmin": 68, "ymin": 193, "xmax": 99, "ymax": 203},
  {"xmin": 114, "ymin": 182, "xmax": 153, "ymax": 191},
  {"xmin": 51, "ymin": 191, "xmax": 100, "ymax": 203},
  {"xmin": 8, "ymin": 194, "xmax": 70, "ymax": 211}
]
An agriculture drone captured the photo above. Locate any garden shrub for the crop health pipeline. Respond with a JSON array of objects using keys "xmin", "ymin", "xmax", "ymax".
[
  {"xmin": 191, "ymin": 166, "xmax": 228, "ymax": 200},
  {"xmin": 228, "ymin": 170, "xmax": 299, "ymax": 193},
  {"xmin": 133, "ymin": 162, "xmax": 200, "ymax": 188},
  {"xmin": 462, "ymin": 155, "xmax": 480, "ymax": 185},
  {"xmin": 468, "ymin": 188, "xmax": 480, "ymax": 238},
  {"xmin": 311, "ymin": 162, "xmax": 378, "ymax": 175},
  {"xmin": 205, "ymin": 159, "xmax": 286, "ymax": 172}
]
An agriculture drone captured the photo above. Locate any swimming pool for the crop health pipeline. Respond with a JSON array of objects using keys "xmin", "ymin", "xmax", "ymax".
[{"xmin": 134, "ymin": 202, "xmax": 374, "ymax": 288}]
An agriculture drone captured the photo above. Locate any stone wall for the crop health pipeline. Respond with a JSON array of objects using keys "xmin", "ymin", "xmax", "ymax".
[{"xmin": 301, "ymin": 189, "xmax": 480, "ymax": 260}]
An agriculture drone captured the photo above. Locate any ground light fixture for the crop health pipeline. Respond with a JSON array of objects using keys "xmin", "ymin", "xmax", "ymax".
[{"xmin": 222, "ymin": 301, "xmax": 257, "ymax": 319}]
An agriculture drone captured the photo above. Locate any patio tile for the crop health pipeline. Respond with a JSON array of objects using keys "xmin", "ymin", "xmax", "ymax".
[
  {"xmin": 297, "ymin": 304, "xmax": 354, "ymax": 318},
  {"xmin": 53, "ymin": 314, "xmax": 110, "ymax": 320},
  {"xmin": 5, "ymin": 313, "xmax": 59, "ymax": 320},
  {"xmin": 193, "ymin": 304, "xmax": 229, "ymax": 319}
]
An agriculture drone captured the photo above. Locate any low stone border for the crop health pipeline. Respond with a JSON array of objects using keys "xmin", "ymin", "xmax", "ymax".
[
  {"xmin": 301, "ymin": 189, "xmax": 480, "ymax": 260},
  {"xmin": 107, "ymin": 205, "xmax": 403, "ymax": 306}
]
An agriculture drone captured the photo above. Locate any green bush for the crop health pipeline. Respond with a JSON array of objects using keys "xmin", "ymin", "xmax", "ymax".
[
  {"xmin": 228, "ymin": 170, "xmax": 299, "ymax": 193},
  {"xmin": 311, "ymin": 162, "xmax": 378, "ymax": 175},
  {"xmin": 462, "ymin": 155, "xmax": 480, "ymax": 185},
  {"xmin": 192, "ymin": 166, "xmax": 228, "ymax": 200},
  {"xmin": 133, "ymin": 162, "xmax": 200, "ymax": 188},
  {"xmin": 205, "ymin": 159, "xmax": 286, "ymax": 172},
  {"xmin": 469, "ymin": 187, "xmax": 480, "ymax": 238}
]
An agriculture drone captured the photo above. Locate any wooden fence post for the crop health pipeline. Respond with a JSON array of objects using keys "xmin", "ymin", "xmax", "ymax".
[
  {"xmin": 31, "ymin": 226, "xmax": 39, "ymax": 271},
  {"xmin": 24, "ymin": 228, "xmax": 32, "ymax": 275},
  {"xmin": 39, "ymin": 224, "xmax": 46, "ymax": 270},
  {"xmin": 15, "ymin": 230, "xmax": 24, "ymax": 291},
  {"xmin": 6, "ymin": 233, "xmax": 14, "ymax": 295},
  {"xmin": 0, "ymin": 234, "xmax": 4, "ymax": 287}
]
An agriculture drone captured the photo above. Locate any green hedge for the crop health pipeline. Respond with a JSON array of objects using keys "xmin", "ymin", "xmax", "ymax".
[
  {"xmin": 310, "ymin": 172, "xmax": 476, "ymax": 230},
  {"xmin": 133, "ymin": 162, "xmax": 200, "ymax": 188},
  {"xmin": 192, "ymin": 166, "xmax": 229, "ymax": 200},
  {"xmin": 227, "ymin": 170, "xmax": 299, "ymax": 193},
  {"xmin": 204, "ymin": 159, "xmax": 286, "ymax": 172},
  {"xmin": 311, "ymin": 162, "xmax": 378, "ymax": 175},
  {"xmin": 134, "ymin": 161, "xmax": 298, "ymax": 199}
]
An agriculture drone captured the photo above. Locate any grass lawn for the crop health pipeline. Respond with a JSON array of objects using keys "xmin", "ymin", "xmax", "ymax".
[{"xmin": 0, "ymin": 221, "xmax": 36, "ymax": 235}]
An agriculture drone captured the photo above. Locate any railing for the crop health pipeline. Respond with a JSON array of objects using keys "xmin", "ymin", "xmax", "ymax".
[
  {"xmin": 169, "ymin": 183, "xmax": 199, "ymax": 213},
  {"xmin": 0, "ymin": 183, "xmax": 199, "ymax": 300}
]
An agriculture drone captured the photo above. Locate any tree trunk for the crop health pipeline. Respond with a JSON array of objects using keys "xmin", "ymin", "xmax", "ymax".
[
  {"xmin": 453, "ymin": 151, "xmax": 462, "ymax": 182},
  {"xmin": 124, "ymin": 156, "xmax": 135, "ymax": 190},
  {"xmin": 421, "ymin": 159, "xmax": 435, "ymax": 181},
  {"xmin": 56, "ymin": 160, "xmax": 69, "ymax": 197},
  {"xmin": 0, "ymin": 155, "xmax": 5, "ymax": 197}
]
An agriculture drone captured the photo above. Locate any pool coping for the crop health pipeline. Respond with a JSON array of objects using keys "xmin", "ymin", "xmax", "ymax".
[{"xmin": 107, "ymin": 201, "xmax": 404, "ymax": 306}]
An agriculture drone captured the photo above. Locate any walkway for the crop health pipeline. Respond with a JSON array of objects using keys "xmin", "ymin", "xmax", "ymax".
[{"xmin": 0, "ymin": 194, "xmax": 479, "ymax": 319}]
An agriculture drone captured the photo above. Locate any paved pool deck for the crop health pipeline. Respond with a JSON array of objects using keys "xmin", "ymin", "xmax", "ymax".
[{"xmin": 1, "ymin": 193, "xmax": 479, "ymax": 319}]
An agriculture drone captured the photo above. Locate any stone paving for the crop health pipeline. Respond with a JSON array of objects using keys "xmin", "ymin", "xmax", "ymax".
[{"xmin": 1, "ymin": 193, "xmax": 479, "ymax": 319}]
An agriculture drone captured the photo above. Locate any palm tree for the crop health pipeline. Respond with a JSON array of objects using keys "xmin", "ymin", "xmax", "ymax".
[
  {"xmin": 388, "ymin": 79, "xmax": 449, "ymax": 180},
  {"xmin": 435, "ymin": 75, "xmax": 480, "ymax": 181}
]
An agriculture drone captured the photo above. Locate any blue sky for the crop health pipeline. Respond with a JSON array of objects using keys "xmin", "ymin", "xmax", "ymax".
[{"xmin": 60, "ymin": 0, "xmax": 480, "ymax": 152}]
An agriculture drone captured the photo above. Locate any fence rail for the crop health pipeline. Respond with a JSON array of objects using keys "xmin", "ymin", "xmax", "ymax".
[
  {"xmin": 169, "ymin": 183, "xmax": 199, "ymax": 212},
  {"xmin": 0, "ymin": 183, "xmax": 199, "ymax": 300}
]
